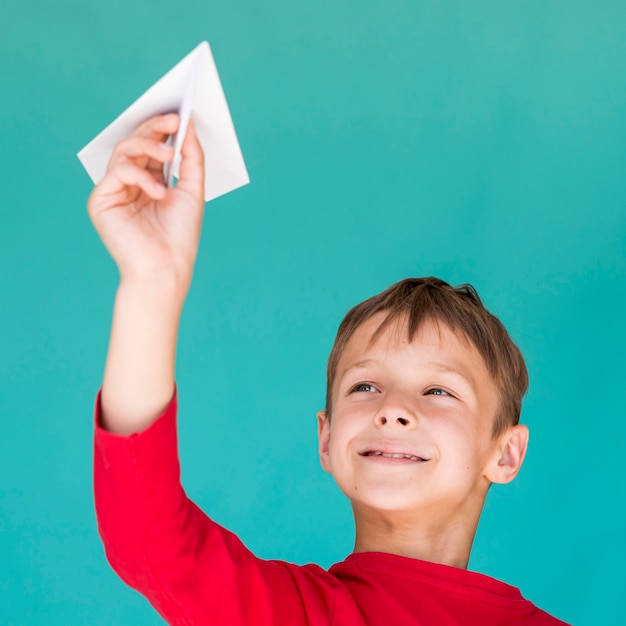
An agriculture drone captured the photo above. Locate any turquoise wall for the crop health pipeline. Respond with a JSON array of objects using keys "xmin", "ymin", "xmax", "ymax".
[{"xmin": 1, "ymin": 1, "xmax": 625, "ymax": 623}]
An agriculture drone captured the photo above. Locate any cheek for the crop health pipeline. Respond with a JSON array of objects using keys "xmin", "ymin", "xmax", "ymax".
[
  {"xmin": 330, "ymin": 404, "xmax": 367, "ymax": 436},
  {"xmin": 327, "ymin": 415, "xmax": 361, "ymax": 465},
  {"xmin": 430, "ymin": 420, "xmax": 478, "ymax": 469},
  {"xmin": 328, "ymin": 423, "xmax": 352, "ymax": 459}
]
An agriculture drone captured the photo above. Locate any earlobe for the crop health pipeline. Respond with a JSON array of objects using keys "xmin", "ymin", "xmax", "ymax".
[
  {"xmin": 487, "ymin": 425, "xmax": 529, "ymax": 484},
  {"xmin": 317, "ymin": 410, "xmax": 332, "ymax": 473}
]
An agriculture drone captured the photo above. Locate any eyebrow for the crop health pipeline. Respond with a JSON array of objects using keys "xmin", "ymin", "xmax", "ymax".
[
  {"xmin": 338, "ymin": 359, "xmax": 475, "ymax": 391},
  {"xmin": 338, "ymin": 359, "xmax": 375, "ymax": 381},
  {"xmin": 426, "ymin": 361, "xmax": 473, "ymax": 385}
]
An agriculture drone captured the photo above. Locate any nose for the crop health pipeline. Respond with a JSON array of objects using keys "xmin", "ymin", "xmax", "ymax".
[
  {"xmin": 375, "ymin": 414, "xmax": 412, "ymax": 427},
  {"xmin": 373, "ymin": 396, "xmax": 417, "ymax": 429}
]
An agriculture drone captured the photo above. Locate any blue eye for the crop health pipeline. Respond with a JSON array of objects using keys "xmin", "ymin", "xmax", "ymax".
[
  {"xmin": 352, "ymin": 383, "xmax": 378, "ymax": 393},
  {"xmin": 426, "ymin": 388, "xmax": 451, "ymax": 396}
]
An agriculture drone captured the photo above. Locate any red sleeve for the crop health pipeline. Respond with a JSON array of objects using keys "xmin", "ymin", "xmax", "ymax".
[{"xmin": 93, "ymin": 392, "xmax": 301, "ymax": 626}]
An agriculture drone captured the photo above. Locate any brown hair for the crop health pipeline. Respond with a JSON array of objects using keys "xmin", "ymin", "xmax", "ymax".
[{"xmin": 325, "ymin": 277, "xmax": 528, "ymax": 435}]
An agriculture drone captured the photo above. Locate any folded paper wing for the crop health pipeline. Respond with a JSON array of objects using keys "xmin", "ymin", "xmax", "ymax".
[{"xmin": 77, "ymin": 41, "xmax": 249, "ymax": 202}]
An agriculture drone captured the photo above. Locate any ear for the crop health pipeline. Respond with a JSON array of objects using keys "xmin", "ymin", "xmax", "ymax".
[
  {"xmin": 317, "ymin": 410, "xmax": 332, "ymax": 473},
  {"xmin": 486, "ymin": 424, "xmax": 529, "ymax": 484}
]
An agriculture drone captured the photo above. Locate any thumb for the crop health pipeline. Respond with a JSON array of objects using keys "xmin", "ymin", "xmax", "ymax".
[{"xmin": 177, "ymin": 119, "xmax": 205, "ymax": 199}]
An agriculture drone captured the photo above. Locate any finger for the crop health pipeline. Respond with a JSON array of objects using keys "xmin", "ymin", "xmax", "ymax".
[
  {"xmin": 132, "ymin": 113, "xmax": 180, "ymax": 139},
  {"xmin": 98, "ymin": 162, "xmax": 167, "ymax": 201},
  {"xmin": 177, "ymin": 119, "xmax": 205, "ymax": 198},
  {"xmin": 108, "ymin": 136, "xmax": 174, "ymax": 172}
]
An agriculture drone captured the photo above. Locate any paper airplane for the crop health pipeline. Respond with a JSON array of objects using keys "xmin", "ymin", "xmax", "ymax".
[{"xmin": 77, "ymin": 42, "xmax": 249, "ymax": 202}]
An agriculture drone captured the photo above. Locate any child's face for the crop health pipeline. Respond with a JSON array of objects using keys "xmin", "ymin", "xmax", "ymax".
[{"xmin": 317, "ymin": 312, "xmax": 512, "ymax": 521}]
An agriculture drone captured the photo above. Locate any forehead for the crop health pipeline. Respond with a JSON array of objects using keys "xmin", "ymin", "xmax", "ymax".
[{"xmin": 336, "ymin": 311, "xmax": 490, "ymax": 385}]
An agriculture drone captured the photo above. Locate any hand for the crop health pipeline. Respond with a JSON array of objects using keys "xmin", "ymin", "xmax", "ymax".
[{"xmin": 88, "ymin": 114, "xmax": 205, "ymax": 293}]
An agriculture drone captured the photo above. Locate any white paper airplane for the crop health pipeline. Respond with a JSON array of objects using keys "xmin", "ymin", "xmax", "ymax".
[{"xmin": 77, "ymin": 41, "xmax": 249, "ymax": 202}]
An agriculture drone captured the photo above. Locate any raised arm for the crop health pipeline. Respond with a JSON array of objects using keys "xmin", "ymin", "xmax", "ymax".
[
  {"xmin": 89, "ymin": 114, "xmax": 344, "ymax": 626},
  {"xmin": 88, "ymin": 114, "xmax": 205, "ymax": 434}
]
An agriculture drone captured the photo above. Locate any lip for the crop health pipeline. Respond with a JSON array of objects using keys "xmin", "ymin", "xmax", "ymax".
[{"xmin": 358, "ymin": 443, "xmax": 429, "ymax": 463}]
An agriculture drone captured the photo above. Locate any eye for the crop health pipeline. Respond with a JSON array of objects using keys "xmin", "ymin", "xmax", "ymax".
[
  {"xmin": 351, "ymin": 383, "xmax": 379, "ymax": 393},
  {"xmin": 425, "ymin": 388, "xmax": 453, "ymax": 397}
]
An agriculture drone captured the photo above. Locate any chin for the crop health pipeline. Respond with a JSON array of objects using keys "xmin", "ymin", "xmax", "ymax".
[{"xmin": 350, "ymin": 491, "xmax": 428, "ymax": 516}]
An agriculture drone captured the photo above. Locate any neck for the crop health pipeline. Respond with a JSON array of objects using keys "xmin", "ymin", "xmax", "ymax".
[{"xmin": 351, "ymin": 501, "xmax": 484, "ymax": 569}]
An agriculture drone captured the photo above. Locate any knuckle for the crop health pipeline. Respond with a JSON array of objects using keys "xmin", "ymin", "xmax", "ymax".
[{"xmin": 109, "ymin": 139, "xmax": 133, "ymax": 164}]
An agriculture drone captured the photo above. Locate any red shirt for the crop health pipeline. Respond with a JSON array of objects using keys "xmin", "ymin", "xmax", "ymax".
[{"xmin": 94, "ymin": 393, "xmax": 569, "ymax": 626}]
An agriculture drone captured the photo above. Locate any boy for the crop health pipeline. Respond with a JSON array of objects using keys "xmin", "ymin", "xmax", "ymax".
[{"xmin": 89, "ymin": 114, "xmax": 568, "ymax": 625}]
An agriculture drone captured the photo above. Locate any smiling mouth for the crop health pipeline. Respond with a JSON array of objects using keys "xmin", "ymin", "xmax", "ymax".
[{"xmin": 360, "ymin": 451, "xmax": 428, "ymax": 462}]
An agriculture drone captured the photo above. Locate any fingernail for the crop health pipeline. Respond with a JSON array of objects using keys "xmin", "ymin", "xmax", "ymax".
[
  {"xmin": 158, "ymin": 142, "xmax": 173, "ymax": 151},
  {"xmin": 164, "ymin": 113, "xmax": 178, "ymax": 122}
]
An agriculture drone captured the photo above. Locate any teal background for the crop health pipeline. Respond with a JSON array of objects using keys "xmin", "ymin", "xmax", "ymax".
[{"xmin": 1, "ymin": 1, "xmax": 625, "ymax": 623}]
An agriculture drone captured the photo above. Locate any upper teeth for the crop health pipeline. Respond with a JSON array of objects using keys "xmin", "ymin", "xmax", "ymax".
[{"xmin": 368, "ymin": 451, "xmax": 422, "ymax": 461}]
